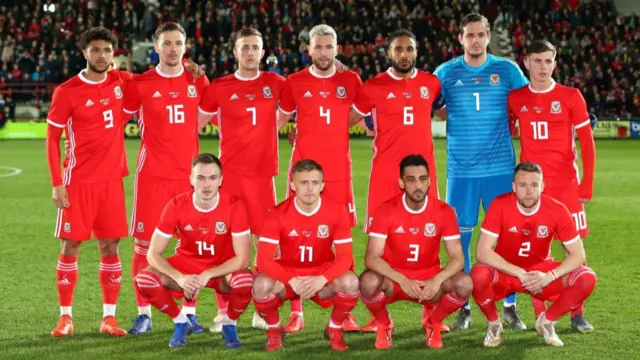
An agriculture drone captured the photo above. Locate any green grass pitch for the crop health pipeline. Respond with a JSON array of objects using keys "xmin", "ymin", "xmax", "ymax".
[{"xmin": 0, "ymin": 139, "xmax": 638, "ymax": 360}]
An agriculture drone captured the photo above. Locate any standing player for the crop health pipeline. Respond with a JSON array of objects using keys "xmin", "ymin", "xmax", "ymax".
[
  {"xmin": 360, "ymin": 155, "xmax": 472, "ymax": 349},
  {"xmin": 197, "ymin": 28, "xmax": 285, "ymax": 332},
  {"xmin": 124, "ymin": 22, "xmax": 210, "ymax": 334},
  {"xmin": 252, "ymin": 160, "xmax": 359, "ymax": 351},
  {"xmin": 47, "ymin": 27, "xmax": 131, "ymax": 337},
  {"xmin": 433, "ymin": 13, "xmax": 529, "ymax": 329},
  {"xmin": 508, "ymin": 40, "xmax": 596, "ymax": 332},
  {"xmin": 349, "ymin": 29, "xmax": 444, "ymax": 331},
  {"xmin": 135, "ymin": 153, "xmax": 253, "ymax": 348},
  {"xmin": 277, "ymin": 24, "xmax": 362, "ymax": 332},
  {"xmin": 471, "ymin": 162, "xmax": 597, "ymax": 347}
]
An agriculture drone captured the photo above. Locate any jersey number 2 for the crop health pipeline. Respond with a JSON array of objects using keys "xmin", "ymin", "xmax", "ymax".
[{"xmin": 518, "ymin": 242, "xmax": 530, "ymax": 257}]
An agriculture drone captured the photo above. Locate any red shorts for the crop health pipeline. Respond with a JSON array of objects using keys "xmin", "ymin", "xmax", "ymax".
[
  {"xmin": 287, "ymin": 178, "xmax": 356, "ymax": 227},
  {"xmin": 54, "ymin": 179, "xmax": 128, "ymax": 241},
  {"xmin": 545, "ymin": 184, "xmax": 588, "ymax": 238},
  {"xmin": 387, "ymin": 266, "xmax": 441, "ymax": 304},
  {"xmin": 475, "ymin": 261, "xmax": 565, "ymax": 301},
  {"xmin": 365, "ymin": 158, "xmax": 439, "ymax": 233},
  {"xmin": 270, "ymin": 263, "xmax": 337, "ymax": 308},
  {"xmin": 222, "ymin": 171, "xmax": 276, "ymax": 235},
  {"xmin": 130, "ymin": 171, "xmax": 192, "ymax": 241}
]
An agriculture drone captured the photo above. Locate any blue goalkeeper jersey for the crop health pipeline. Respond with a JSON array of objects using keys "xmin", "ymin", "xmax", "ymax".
[{"xmin": 434, "ymin": 54, "xmax": 529, "ymax": 178}]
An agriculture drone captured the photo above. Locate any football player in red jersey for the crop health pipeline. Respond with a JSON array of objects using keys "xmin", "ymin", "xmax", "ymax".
[
  {"xmin": 47, "ymin": 27, "xmax": 132, "ymax": 338},
  {"xmin": 277, "ymin": 24, "xmax": 362, "ymax": 333},
  {"xmin": 349, "ymin": 29, "xmax": 445, "ymax": 332},
  {"xmin": 252, "ymin": 160, "xmax": 359, "ymax": 352},
  {"xmin": 471, "ymin": 162, "xmax": 597, "ymax": 347},
  {"xmin": 123, "ymin": 22, "xmax": 210, "ymax": 334},
  {"xmin": 508, "ymin": 40, "xmax": 596, "ymax": 332},
  {"xmin": 135, "ymin": 153, "xmax": 253, "ymax": 348},
  {"xmin": 360, "ymin": 154, "xmax": 472, "ymax": 349},
  {"xmin": 198, "ymin": 28, "xmax": 285, "ymax": 332}
]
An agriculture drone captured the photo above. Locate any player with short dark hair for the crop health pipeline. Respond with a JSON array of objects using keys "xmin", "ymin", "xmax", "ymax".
[
  {"xmin": 135, "ymin": 153, "xmax": 253, "ymax": 348},
  {"xmin": 361, "ymin": 154, "xmax": 471, "ymax": 349},
  {"xmin": 471, "ymin": 162, "xmax": 597, "ymax": 347},
  {"xmin": 508, "ymin": 39, "xmax": 596, "ymax": 332},
  {"xmin": 252, "ymin": 159, "xmax": 359, "ymax": 351}
]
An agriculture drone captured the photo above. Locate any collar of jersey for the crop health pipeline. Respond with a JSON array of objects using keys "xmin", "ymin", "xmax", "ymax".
[
  {"xmin": 516, "ymin": 198, "xmax": 541, "ymax": 216},
  {"xmin": 294, "ymin": 196, "xmax": 322, "ymax": 217},
  {"xmin": 234, "ymin": 71, "xmax": 262, "ymax": 81},
  {"xmin": 402, "ymin": 193, "xmax": 428, "ymax": 214},
  {"xmin": 155, "ymin": 65, "xmax": 185, "ymax": 78},
  {"xmin": 461, "ymin": 54, "xmax": 492, "ymax": 73},
  {"xmin": 192, "ymin": 192, "xmax": 219, "ymax": 213},
  {"xmin": 528, "ymin": 80, "xmax": 556, "ymax": 94},
  {"xmin": 309, "ymin": 65, "xmax": 335, "ymax": 79},
  {"xmin": 78, "ymin": 70, "xmax": 107, "ymax": 85},
  {"xmin": 386, "ymin": 67, "xmax": 417, "ymax": 80}
]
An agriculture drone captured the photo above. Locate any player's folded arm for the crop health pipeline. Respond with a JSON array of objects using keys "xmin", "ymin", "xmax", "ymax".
[
  {"xmin": 257, "ymin": 236, "xmax": 295, "ymax": 284},
  {"xmin": 321, "ymin": 238, "xmax": 354, "ymax": 283},
  {"xmin": 476, "ymin": 229, "xmax": 524, "ymax": 278}
]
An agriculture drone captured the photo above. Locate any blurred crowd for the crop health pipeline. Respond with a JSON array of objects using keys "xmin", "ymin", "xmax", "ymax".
[{"xmin": 0, "ymin": 0, "xmax": 637, "ymax": 119}]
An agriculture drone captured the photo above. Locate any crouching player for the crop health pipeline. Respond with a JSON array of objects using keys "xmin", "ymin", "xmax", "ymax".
[
  {"xmin": 134, "ymin": 153, "xmax": 253, "ymax": 348},
  {"xmin": 252, "ymin": 160, "xmax": 359, "ymax": 351},
  {"xmin": 472, "ymin": 162, "xmax": 597, "ymax": 348},
  {"xmin": 360, "ymin": 154, "xmax": 472, "ymax": 349}
]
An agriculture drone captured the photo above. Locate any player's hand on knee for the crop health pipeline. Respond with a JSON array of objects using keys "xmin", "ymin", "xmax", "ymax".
[
  {"xmin": 419, "ymin": 279, "xmax": 441, "ymax": 302},
  {"xmin": 400, "ymin": 278, "xmax": 424, "ymax": 300},
  {"xmin": 52, "ymin": 186, "xmax": 70, "ymax": 208},
  {"xmin": 299, "ymin": 275, "xmax": 327, "ymax": 299},
  {"xmin": 178, "ymin": 274, "xmax": 202, "ymax": 294},
  {"xmin": 289, "ymin": 277, "xmax": 306, "ymax": 296},
  {"xmin": 195, "ymin": 273, "xmax": 211, "ymax": 288},
  {"xmin": 521, "ymin": 271, "xmax": 547, "ymax": 294}
]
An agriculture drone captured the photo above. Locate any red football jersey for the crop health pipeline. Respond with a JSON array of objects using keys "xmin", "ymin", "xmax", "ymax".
[
  {"xmin": 47, "ymin": 70, "xmax": 133, "ymax": 186},
  {"xmin": 155, "ymin": 191, "xmax": 250, "ymax": 266},
  {"xmin": 480, "ymin": 192, "xmax": 580, "ymax": 269},
  {"xmin": 352, "ymin": 68, "xmax": 441, "ymax": 175},
  {"xmin": 369, "ymin": 194, "xmax": 460, "ymax": 277},
  {"xmin": 198, "ymin": 71, "xmax": 285, "ymax": 177},
  {"xmin": 279, "ymin": 67, "xmax": 362, "ymax": 181},
  {"xmin": 259, "ymin": 196, "xmax": 352, "ymax": 282},
  {"xmin": 508, "ymin": 81, "xmax": 591, "ymax": 185},
  {"xmin": 123, "ymin": 66, "xmax": 209, "ymax": 179}
]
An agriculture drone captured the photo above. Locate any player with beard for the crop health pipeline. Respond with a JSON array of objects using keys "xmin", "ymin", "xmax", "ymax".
[
  {"xmin": 277, "ymin": 24, "xmax": 362, "ymax": 333},
  {"xmin": 349, "ymin": 29, "xmax": 446, "ymax": 332},
  {"xmin": 471, "ymin": 162, "xmax": 597, "ymax": 348},
  {"xmin": 47, "ymin": 27, "xmax": 132, "ymax": 337}
]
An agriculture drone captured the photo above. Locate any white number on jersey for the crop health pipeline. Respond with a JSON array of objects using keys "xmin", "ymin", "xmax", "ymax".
[
  {"xmin": 247, "ymin": 107, "xmax": 257, "ymax": 126},
  {"xmin": 407, "ymin": 244, "xmax": 420, "ymax": 262},
  {"xmin": 103, "ymin": 109, "xmax": 114, "ymax": 128},
  {"xmin": 530, "ymin": 121, "xmax": 549, "ymax": 140},
  {"xmin": 572, "ymin": 211, "xmax": 587, "ymax": 231},
  {"xmin": 403, "ymin": 106, "xmax": 414, "ymax": 125},
  {"xmin": 320, "ymin": 106, "xmax": 331, "ymax": 124},
  {"xmin": 518, "ymin": 241, "xmax": 531, "ymax": 257},
  {"xmin": 166, "ymin": 104, "xmax": 185, "ymax": 124},
  {"xmin": 196, "ymin": 241, "xmax": 215, "ymax": 256},
  {"xmin": 473, "ymin": 92, "xmax": 480, "ymax": 111},
  {"xmin": 299, "ymin": 246, "xmax": 313, "ymax": 262}
]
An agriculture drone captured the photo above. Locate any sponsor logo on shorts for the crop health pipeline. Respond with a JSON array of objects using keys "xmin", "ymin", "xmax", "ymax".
[
  {"xmin": 424, "ymin": 223, "xmax": 436, "ymax": 236},
  {"xmin": 137, "ymin": 222, "xmax": 144, "ymax": 233},
  {"xmin": 64, "ymin": 222, "xmax": 71, "ymax": 233},
  {"xmin": 215, "ymin": 221, "xmax": 227, "ymax": 234},
  {"xmin": 537, "ymin": 225, "xmax": 549, "ymax": 237}
]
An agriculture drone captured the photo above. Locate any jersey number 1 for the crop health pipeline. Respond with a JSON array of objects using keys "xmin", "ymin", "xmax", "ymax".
[{"xmin": 473, "ymin": 93, "xmax": 480, "ymax": 111}]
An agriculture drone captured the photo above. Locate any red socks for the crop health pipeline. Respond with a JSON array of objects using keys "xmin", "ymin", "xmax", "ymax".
[
  {"xmin": 429, "ymin": 293, "xmax": 468, "ymax": 324},
  {"xmin": 330, "ymin": 292, "xmax": 359, "ymax": 326},
  {"xmin": 132, "ymin": 243, "xmax": 150, "ymax": 307},
  {"xmin": 546, "ymin": 267, "xmax": 597, "ymax": 321},
  {"xmin": 99, "ymin": 255, "xmax": 122, "ymax": 309},
  {"xmin": 56, "ymin": 255, "xmax": 78, "ymax": 313},
  {"xmin": 253, "ymin": 293, "xmax": 281, "ymax": 326},
  {"xmin": 135, "ymin": 270, "xmax": 181, "ymax": 319},
  {"xmin": 362, "ymin": 291, "xmax": 392, "ymax": 327},
  {"xmin": 470, "ymin": 264, "xmax": 500, "ymax": 322}
]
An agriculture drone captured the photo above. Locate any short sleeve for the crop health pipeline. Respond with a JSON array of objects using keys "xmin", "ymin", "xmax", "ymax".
[
  {"xmin": 352, "ymin": 81, "xmax": 373, "ymax": 116},
  {"xmin": 279, "ymin": 78, "xmax": 296, "ymax": 114},
  {"xmin": 508, "ymin": 60, "xmax": 529, "ymax": 90},
  {"xmin": 273, "ymin": 73, "xmax": 287, "ymax": 98},
  {"xmin": 117, "ymin": 70, "xmax": 135, "ymax": 81},
  {"xmin": 333, "ymin": 207, "xmax": 352, "ymax": 245},
  {"xmin": 155, "ymin": 199, "xmax": 178, "ymax": 238},
  {"xmin": 554, "ymin": 204, "xmax": 581, "ymax": 245},
  {"xmin": 570, "ymin": 89, "xmax": 590, "ymax": 129},
  {"xmin": 369, "ymin": 203, "xmax": 391, "ymax": 239},
  {"xmin": 198, "ymin": 83, "xmax": 219, "ymax": 115},
  {"xmin": 230, "ymin": 199, "xmax": 251, "ymax": 237},
  {"xmin": 47, "ymin": 86, "xmax": 71, "ymax": 128},
  {"xmin": 123, "ymin": 79, "xmax": 141, "ymax": 114},
  {"xmin": 480, "ymin": 199, "xmax": 503, "ymax": 238},
  {"xmin": 441, "ymin": 205, "xmax": 461, "ymax": 241},
  {"xmin": 197, "ymin": 74, "xmax": 210, "ymax": 92},
  {"xmin": 259, "ymin": 209, "xmax": 281, "ymax": 245}
]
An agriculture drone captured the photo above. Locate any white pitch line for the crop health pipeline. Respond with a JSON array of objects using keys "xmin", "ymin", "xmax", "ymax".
[{"xmin": 0, "ymin": 166, "xmax": 23, "ymax": 178}]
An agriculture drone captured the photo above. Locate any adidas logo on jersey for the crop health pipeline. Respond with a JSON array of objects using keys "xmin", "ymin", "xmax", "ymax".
[
  {"xmin": 386, "ymin": 92, "xmax": 396, "ymax": 99},
  {"xmin": 454, "ymin": 79, "xmax": 464, "ymax": 86},
  {"xmin": 152, "ymin": 91, "xmax": 162, "ymax": 98},
  {"xmin": 303, "ymin": 91, "xmax": 313, "ymax": 98},
  {"xmin": 230, "ymin": 93, "xmax": 239, "ymax": 100},
  {"xmin": 521, "ymin": 106, "xmax": 528, "ymax": 112},
  {"xmin": 288, "ymin": 229, "xmax": 299, "ymax": 237},
  {"xmin": 184, "ymin": 224, "xmax": 193, "ymax": 231},
  {"xmin": 394, "ymin": 226, "xmax": 405, "ymax": 234},
  {"xmin": 85, "ymin": 99, "xmax": 94, "ymax": 107},
  {"xmin": 508, "ymin": 226, "xmax": 518, "ymax": 233}
]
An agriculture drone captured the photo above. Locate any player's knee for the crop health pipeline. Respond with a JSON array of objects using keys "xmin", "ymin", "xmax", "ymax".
[
  {"xmin": 337, "ymin": 271, "xmax": 359, "ymax": 295},
  {"xmin": 359, "ymin": 270, "xmax": 383, "ymax": 297},
  {"xmin": 229, "ymin": 270, "xmax": 254, "ymax": 294},
  {"xmin": 470, "ymin": 264, "xmax": 494, "ymax": 286},
  {"xmin": 567, "ymin": 266, "xmax": 597, "ymax": 291},
  {"xmin": 60, "ymin": 239, "xmax": 82, "ymax": 256},
  {"xmin": 453, "ymin": 273, "xmax": 474, "ymax": 299},
  {"xmin": 252, "ymin": 273, "xmax": 276, "ymax": 297},
  {"xmin": 97, "ymin": 238, "xmax": 120, "ymax": 256}
]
